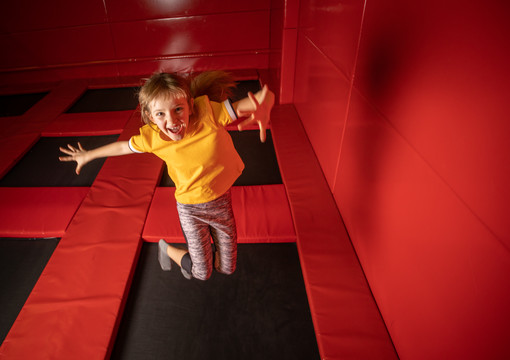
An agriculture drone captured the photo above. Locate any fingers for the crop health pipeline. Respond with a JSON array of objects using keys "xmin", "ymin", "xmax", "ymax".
[
  {"xmin": 260, "ymin": 84, "xmax": 268, "ymax": 101},
  {"xmin": 259, "ymin": 122, "xmax": 267, "ymax": 143},
  {"xmin": 248, "ymin": 91, "xmax": 259, "ymax": 107},
  {"xmin": 237, "ymin": 116, "xmax": 254, "ymax": 131}
]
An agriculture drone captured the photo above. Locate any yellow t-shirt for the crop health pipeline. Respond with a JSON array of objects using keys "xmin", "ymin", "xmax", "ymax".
[{"xmin": 129, "ymin": 96, "xmax": 244, "ymax": 204}]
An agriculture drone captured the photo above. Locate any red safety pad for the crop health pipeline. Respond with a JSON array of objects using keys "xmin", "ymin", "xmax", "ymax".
[
  {"xmin": 271, "ymin": 105, "xmax": 397, "ymax": 360},
  {"xmin": 0, "ymin": 187, "xmax": 89, "ymax": 238},
  {"xmin": 42, "ymin": 111, "xmax": 134, "ymax": 136},
  {"xmin": 0, "ymin": 80, "xmax": 88, "ymax": 178},
  {"xmin": 142, "ymin": 185, "xmax": 296, "ymax": 243},
  {"xmin": 0, "ymin": 112, "xmax": 163, "ymax": 360}
]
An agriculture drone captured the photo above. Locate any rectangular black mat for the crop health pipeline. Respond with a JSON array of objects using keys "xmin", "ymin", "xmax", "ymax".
[
  {"xmin": 111, "ymin": 243, "xmax": 319, "ymax": 360},
  {"xmin": 230, "ymin": 79, "xmax": 261, "ymax": 103},
  {"xmin": 0, "ymin": 237, "xmax": 60, "ymax": 345},
  {"xmin": 159, "ymin": 129, "xmax": 282, "ymax": 187},
  {"xmin": 0, "ymin": 135, "xmax": 119, "ymax": 187},
  {"xmin": 0, "ymin": 92, "xmax": 49, "ymax": 117},
  {"xmin": 66, "ymin": 87, "xmax": 140, "ymax": 113}
]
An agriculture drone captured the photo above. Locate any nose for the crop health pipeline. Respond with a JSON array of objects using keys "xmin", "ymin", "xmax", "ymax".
[{"xmin": 167, "ymin": 113, "xmax": 179, "ymax": 125}]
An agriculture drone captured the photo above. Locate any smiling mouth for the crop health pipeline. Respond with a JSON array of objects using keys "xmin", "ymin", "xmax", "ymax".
[{"xmin": 168, "ymin": 124, "xmax": 183, "ymax": 134}]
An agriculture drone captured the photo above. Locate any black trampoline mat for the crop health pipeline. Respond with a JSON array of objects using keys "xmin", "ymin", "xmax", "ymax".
[
  {"xmin": 111, "ymin": 243, "xmax": 319, "ymax": 360},
  {"xmin": 66, "ymin": 87, "xmax": 140, "ymax": 113},
  {"xmin": 0, "ymin": 135, "xmax": 119, "ymax": 187},
  {"xmin": 160, "ymin": 129, "xmax": 282, "ymax": 187},
  {"xmin": 0, "ymin": 92, "xmax": 49, "ymax": 117},
  {"xmin": 0, "ymin": 237, "xmax": 60, "ymax": 345},
  {"xmin": 231, "ymin": 79, "xmax": 261, "ymax": 103}
]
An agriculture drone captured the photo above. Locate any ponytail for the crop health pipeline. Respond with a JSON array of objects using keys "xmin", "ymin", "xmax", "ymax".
[{"xmin": 190, "ymin": 71, "xmax": 236, "ymax": 102}]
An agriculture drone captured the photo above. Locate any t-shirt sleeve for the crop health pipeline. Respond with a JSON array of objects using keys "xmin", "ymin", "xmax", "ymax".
[
  {"xmin": 210, "ymin": 98, "xmax": 238, "ymax": 127},
  {"xmin": 129, "ymin": 128, "xmax": 148, "ymax": 153}
]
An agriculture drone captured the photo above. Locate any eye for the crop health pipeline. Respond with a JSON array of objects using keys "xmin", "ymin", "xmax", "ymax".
[
  {"xmin": 175, "ymin": 107, "xmax": 184, "ymax": 113},
  {"xmin": 155, "ymin": 111, "xmax": 164, "ymax": 117}
]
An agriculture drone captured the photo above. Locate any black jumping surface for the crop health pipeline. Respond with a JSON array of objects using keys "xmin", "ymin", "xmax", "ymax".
[
  {"xmin": 0, "ymin": 135, "xmax": 119, "ymax": 187},
  {"xmin": 0, "ymin": 92, "xmax": 49, "ymax": 117},
  {"xmin": 0, "ymin": 130, "xmax": 279, "ymax": 187},
  {"xmin": 0, "ymin": 238, "xmax": 60, "ymax": 345},
  {"xmin": 231, "ymin": 79, "xmax": 261, "ymax": 102},
  {"xmin": 160, "ymin": 129, "xmax": 282, "ymax": 186},
  {"xmin": 66, "ymin": 87, "xmax": 140, "ymax": 113},
  {"xmin": 111, "ymin": 243, "xmax": 319, "ymax": 360}
]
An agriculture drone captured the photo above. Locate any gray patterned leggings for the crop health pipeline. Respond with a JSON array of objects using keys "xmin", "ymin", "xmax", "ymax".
[{"xmin": 176, "ymin": 189, "xmax": 237, "ymax": 281}]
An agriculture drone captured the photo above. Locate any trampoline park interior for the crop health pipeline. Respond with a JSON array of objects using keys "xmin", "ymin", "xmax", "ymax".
[{"xmin": 0, "ymin": 1, "xmax": 509, "ymax": 359}]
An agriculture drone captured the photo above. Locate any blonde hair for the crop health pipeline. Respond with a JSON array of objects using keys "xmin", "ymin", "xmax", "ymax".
[{"xmin": 138, "ymin": 71, "xmax": 236, "ymax": 126}]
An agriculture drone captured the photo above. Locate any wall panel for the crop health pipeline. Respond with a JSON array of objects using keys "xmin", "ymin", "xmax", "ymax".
[
  {"xmin": 298, "ymin": 0, "xmax": 365, "ymax": 80},
  {"xmin": 293, "ymin": 34, "xmax": 350, "ymax": 190},
  {"xmin": 294, "ymin": 0, "xmax": 510, "ymax": 358},
  {"xmin": 0, "ymin": 0, "xmax": 106, "ymax": 33},
  {"xmin": 2, "ymin": 25, "xmax": 115, "ymax": 70},
  {"xmin": 355, "ymin": 0, "xmax": 510, "ymax": 242},
  {"xmin": 1, "ymin": 1, "xmax": 272, "ymax": 83},
  {"xmin": 335, "ymin": 89, "xmax": 510, "ymax": 359},
  {"xmin": 111, "ymin": 11, "xmax": 270, "ymax": 59},
  {"xmin": 104, "ymin": 0, "xmax": 270, "ymax": 22}
]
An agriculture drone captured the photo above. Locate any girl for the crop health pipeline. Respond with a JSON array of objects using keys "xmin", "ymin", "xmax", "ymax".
[{"xmin": 59, "ymin": 71, "xmax": 274, "ymax": 280}]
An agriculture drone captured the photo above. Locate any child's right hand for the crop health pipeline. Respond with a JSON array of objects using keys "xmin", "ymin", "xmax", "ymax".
[{"xmin": 59, "ymin": 142, "xmax": 89, "ymax": 175}]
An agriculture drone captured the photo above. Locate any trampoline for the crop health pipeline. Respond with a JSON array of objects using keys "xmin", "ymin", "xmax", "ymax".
[
  {"xmin": 0, "ymin": 77, "xmax": 321, "ymax": 359},
  {"xmin": 111, "ymin": 243, "xmax": 318, "ymax": 360},
  {"xmin": 0, "ymin": 238, "xmax": 59, "ymax": 344}
]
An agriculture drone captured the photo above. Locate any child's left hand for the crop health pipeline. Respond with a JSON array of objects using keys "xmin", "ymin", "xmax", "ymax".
[{"xmin": 236, "ymin": 85, "xmax": 275, "ymax": 143}]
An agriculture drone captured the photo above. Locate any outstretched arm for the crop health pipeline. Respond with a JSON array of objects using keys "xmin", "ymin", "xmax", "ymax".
[
  {"xmin": 59, "ymin": 140, "xmax": 133, "ymax": 175},
  {"xmin": 234, "ymin": 84, "xmax": 275, "ymax": 143}
]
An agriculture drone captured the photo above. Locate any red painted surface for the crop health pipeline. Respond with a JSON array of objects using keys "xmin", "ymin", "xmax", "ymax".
[
  {"xmin": 104, "ymin": 0, "xmax": 270, "ymax": 22},
  {"xmin": 0, "ymin": 0, "xmax": 273, "ymax": 83},
  {"xmin": 294, "ymin": 0, "xmax": 510, "ymax": 359}
]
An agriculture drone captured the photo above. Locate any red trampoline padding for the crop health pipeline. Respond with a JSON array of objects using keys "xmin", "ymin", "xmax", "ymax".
[
  {"xmin": 142, "ymin": 185, "xmax": 296, "ymax": 243},
  {"xmin": 0, "ymin": 187, "xmax": 89, "ymax": 238},
  {"xmin": 42, "ymin": 111, "xmax": 134, "ymax": 136},
  {"xmin": 271, "ymin": 105, "xmax": 398, "ymax": 360},
  {"xmin": 0, "ymin": 80, "xmax": 88, "ymax": 178},
  {"xmin": 0, "ymin": 112, "xmax": 163, "ymax": 360}
]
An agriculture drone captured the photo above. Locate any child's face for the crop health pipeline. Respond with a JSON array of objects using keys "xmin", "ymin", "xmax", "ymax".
[{"xmin": 148, "ymin": 94, "xmax": 192, "ymax": 141}]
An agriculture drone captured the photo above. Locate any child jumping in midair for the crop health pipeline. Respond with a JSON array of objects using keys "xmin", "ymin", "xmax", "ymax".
[{"xmin": 59, "ymin": 71, "xmax": 274, "ymax": 280}]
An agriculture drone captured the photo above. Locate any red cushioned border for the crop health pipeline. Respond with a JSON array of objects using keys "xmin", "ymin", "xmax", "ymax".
[
  {"xmin": 0, "ymin": 80, "xmax": 89, "ymax": 178},
  {"xmin": 271, "ymin": 105, "xmax": 398, "ymax": 360},
  {"xmin": 42, "ymin": 111, "xmax": 134, "ymax": 136},
  {"xmin": 142, "ymin": 185, "xmax": 296, "ymax": 243},
  {"xmin": 0, "ymin": 187, "xmax": 89, "ymax": 238}
]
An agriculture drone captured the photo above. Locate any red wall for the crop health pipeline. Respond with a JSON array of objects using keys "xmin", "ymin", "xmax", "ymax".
[
  {"xmin": 294, "ymin": 0, "xmax": 510, "ymax": 359},
  {"xmin": 0, "ymin": 0, "xmax": 272, "ymax": 83},
  {"xmin": 3, "ymin": 0, "xmax": 510, "ymax": 358}
]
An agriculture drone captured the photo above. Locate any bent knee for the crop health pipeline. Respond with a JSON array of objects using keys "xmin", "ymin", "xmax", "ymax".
[
  {"xmin": 193, "ymin": 269, "xmax": 212, "ymax": 281},
  {"xmin": 215, "ymin": 264, "xmax": 236, "ymax": 276}
]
